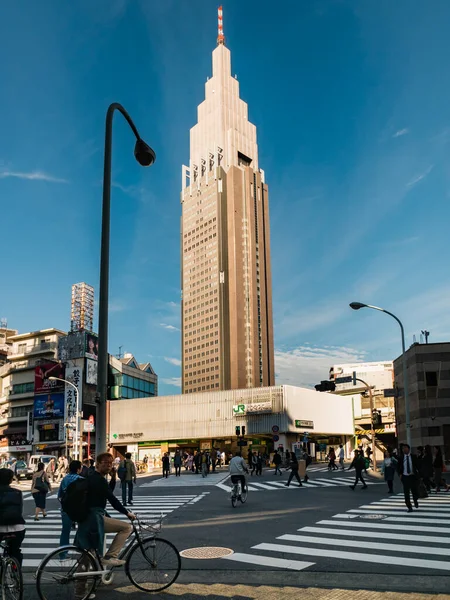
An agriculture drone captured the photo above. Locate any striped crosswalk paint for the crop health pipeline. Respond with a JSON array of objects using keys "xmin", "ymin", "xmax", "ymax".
[
  {"xmin": 215, "ymin": 475, "xmax": 382, "ymax": 492},
  {"xmin": 141, "ymin": 472, "xmax": 229, "ymax": 487},
  {"xmin": 221, "ymin": 492, "xmax": 450, "ymax": 572},
  {"xmin": 19, "ymin": 493, "xmax": 206, "ymax": 569}
]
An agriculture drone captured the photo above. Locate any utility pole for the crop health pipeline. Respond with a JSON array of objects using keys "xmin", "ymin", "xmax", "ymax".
[{"xmin": 353, "ymin": 372, "xmax": 377, "ymax": 472}]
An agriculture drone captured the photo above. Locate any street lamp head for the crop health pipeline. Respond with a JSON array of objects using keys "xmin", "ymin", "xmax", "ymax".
[
  {"xmin": 48, "ymin": 376, "xmax": 57, "ymax": 381},
  {"xmin": 349, "ymin": 302, "xmax": 367, "ymax": 311},
  {"xmin": 134, "ymin": 139, "xmax": 156, "ymax": 167}
]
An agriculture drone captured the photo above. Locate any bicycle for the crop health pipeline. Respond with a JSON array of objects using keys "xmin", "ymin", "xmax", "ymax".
[
  {"xmin": 0, "ymin": 537, "xmax": 23, "ymax": 600},
  {"xmin": 230, "ymin": 479, "xmax": 248, "ymax": 508},
  {"xmin": 35, "ymin": 515, "xmax": 181, "ymax": 600}
]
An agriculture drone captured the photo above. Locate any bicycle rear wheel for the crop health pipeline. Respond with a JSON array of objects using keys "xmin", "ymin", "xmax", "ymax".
[
  {"xmin": 2, "ymin": 557, "xmax": 23, "ymax": 600},
  {"xmin": 240, "ymin": 486, "xmax": 248, "ymax": 504},
  {"xmin": 36, "ymin": 546, "xmax": 98, "ymax": 600},
  {"xmin": 125, "ymin": 537, "xmax": 181, "ymax": 592}
]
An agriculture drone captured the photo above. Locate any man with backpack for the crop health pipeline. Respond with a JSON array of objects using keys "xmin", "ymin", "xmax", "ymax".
[
  {"xmin": 63, "ymin": 452, "xmax": 136, "ymax": 567},
  {"xmin": 58, "ymin": 459, "xmax": 82, "ymax": 558},
  {"xmin": 348, "ymin": 449, "xmax": 368, "ymax": 490},
  {"xmin": 117, "ymin": 453, "xmax": 137, "ymax": 507}
]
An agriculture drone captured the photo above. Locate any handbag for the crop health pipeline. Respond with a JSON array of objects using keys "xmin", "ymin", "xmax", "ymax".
[
  {"xmin": 34, "ymin": 473, "xmax": 49, "ymax": 493},
  {"xmin": 418, "ymin": 479, "xmax": 428, "ymax": 499}
]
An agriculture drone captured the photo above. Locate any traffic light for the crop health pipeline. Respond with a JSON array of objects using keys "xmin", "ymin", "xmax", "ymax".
[
  {"xmin": 235, "ymin": 426, "xmax": 240, "ymax": 436},
  {"xmin": 372, "ymin": 410, "xmax": 382, "ymax": 427},
  {"xmin": 314, "ymin": 380, "xmax": 336, "ymax": 392},
  {"xmin": 242, "ymin": 426, "xmax": 246, "ymax": 436}
]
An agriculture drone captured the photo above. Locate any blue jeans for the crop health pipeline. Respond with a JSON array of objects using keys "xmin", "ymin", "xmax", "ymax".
[
  {"xmin": 59, "ymin": 511, "xmax": 73, "ymax": 557},
  {"xmin": 121, "ymin": 480, "xmax": 133, "ymax": 504}
]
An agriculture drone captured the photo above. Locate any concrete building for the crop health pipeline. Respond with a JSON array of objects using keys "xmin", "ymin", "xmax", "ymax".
[
  {"xmin": 109, "ymin": 385, "xmax": 355, "ymax": 464},
  {"xmin": 0, "ymin": 328, "xmax": 66, "ymax": 460},
  {"xmin": 329, "ymin": 361, "xmax": 396, "ymax": 451},
  {"xmin": 394, "ymin": 342, "xmax": 450, "ymax": 454},
  {"xmin": 0, "ymin": 325, "xmax": 17, "ymax": 365},
  {"xmin": 181, "ymin": 8, "xmax": 274, "ymax": 394}
]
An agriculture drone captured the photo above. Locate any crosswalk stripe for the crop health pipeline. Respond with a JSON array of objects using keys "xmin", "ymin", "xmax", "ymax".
[
  {"xmin": 364, "ymin": 503, "xmax": 450, "ymax": 512},
  {"xmin": 252, "ymin": 542, "xmax": 450, "ymax": 571},
  {"xmin": 343, "ymin": 512, "xmax": 450, "ymax": 524},
  {"xmin": 278, "ymin": 533, "xmax": 450, "ymax": 556},
  {"xmin": 318, "ymin": 519, "xmax": 450, "ymax": 534},
  {"xmin": 222, "ymin": 552, "xmax": 314, "ymax": 571},
  {"xmin": 248, "ymin": 482, "xmax": 277, "ymax": 490},
  {"xmin": 348, "ymin": 508, "xmax": 450, "ymax": 518},
  {"xmin": 299, "ymin": 526, "xmax": 450, "ymax": 544},
  {"xmin": 307, "ymin": 479, "xmax": 339, "ymax": 487}
]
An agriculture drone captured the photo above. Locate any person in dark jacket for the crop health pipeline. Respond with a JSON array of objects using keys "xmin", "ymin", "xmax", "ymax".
[
  {"xmin": 173, "ymin": 450, "xmax": 182, "ymax": 477},
  {"xmin": 194, "ymin": 451, "xmax": 201, "ymax": 475},
  {"xmin": 421, "ymin": 445, "xmax": 434, "ymax": 492},
  {"xmin": 433, "ymin": 446, "xmax": 449, "ymax": 493},
  {"xmin": 348, "ymin": 450, "xmax": 367, "ymax": 490},
  {"xmin": 0, "ymin": 468, "xmax": 25, "ymax": 565},
  {"xmin": 285, "ymin": 454, "xmax": 303, "ymax": 487},
  {"xmin": 396, "ymin": 444, "xmax": 420, "ymax": 511},
  {"xmin": 162, "ymin": 453, "xmax": 170, "ymax": 478},
  {"xmin": 256, "ymin": 452, "xmax": 263, "ymax": 476},
  {"xmin": 273, "ymin": 450, "xmax": 282, "ymax": 475},
  {"xmin": 381, "ymin": 451, "xmax": 397, "ymax": 493}
]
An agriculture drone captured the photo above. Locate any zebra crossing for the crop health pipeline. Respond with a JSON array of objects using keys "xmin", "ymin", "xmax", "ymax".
[
  {"xmin": 140, "ymin": 471, "xmax": 230, "ymax": 487},
  {"xmin": 223, "ymin": 492, "xmax": 450, "ymax": 572},
  {"xmin": 20, "ymin": 493, "xmax": 206, "ymax": 569},
  {"xmin": 216, "ymin": 475, "xmax": 382, "ymax": 492}
]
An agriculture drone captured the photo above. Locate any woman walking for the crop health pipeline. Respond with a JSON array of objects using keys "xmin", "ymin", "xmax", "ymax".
[
  {"xmin": 285, "ymin": 453, "xmax": 303, "ymax": 487},
  {"xmin": 328, "ymin": 447, "xmax": 338, "ymax": 471},
  {"xmin": 256, "ymin": 452, "xmax": 263, "ymax": 476},
  {"xmin": 31, "ymin": 461, "xmax": 51, "ymax": 521},
  {"xmin": 348, "ymin": 450, "xmax": 367, "ymax": 490},
  {"xmin": 433, "ymin": 446, "xmax": 449, "ymax": 493},
  {"xmin": 381, "ymin": 451, "xmax": 397, "ymax": 493}
]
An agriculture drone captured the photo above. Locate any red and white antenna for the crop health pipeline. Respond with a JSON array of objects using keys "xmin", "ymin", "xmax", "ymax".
[{"xmin": 217, "ymin": 5, "xmax": 225, "ymax": 45}]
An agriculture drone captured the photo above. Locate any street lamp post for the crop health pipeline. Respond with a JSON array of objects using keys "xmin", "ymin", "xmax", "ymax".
[
  {"xmin": 349, "ymin": 302, "xmax": 411, "ymax": 448},
  {"xmin": 96, "ymin": 103, "xmax": 156, "ymax": 454},
  {"xmin": 49, "ymin": 377, "xmax": 80, "ymax": 458}
]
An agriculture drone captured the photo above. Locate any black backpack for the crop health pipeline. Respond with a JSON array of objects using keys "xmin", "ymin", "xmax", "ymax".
[{"xmin": 61, "ymin": 478, "xmax": 90, "ymax": 523}]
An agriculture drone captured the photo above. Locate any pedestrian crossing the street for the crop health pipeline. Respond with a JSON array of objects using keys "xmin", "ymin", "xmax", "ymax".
[
  {"xmin": 222, "ymin": 492, "xmax": 450, "ymax": 572},
  {"xmin": 20, "ymin": 493, "xmax": 206, "ymax": 569},
  {"xmin": 216, "ymin": 475, "xmax": 383, "ymax": 492},
  {"xmin": 141, "ymin": 471, "xmax": 230, "ymax": 487}
]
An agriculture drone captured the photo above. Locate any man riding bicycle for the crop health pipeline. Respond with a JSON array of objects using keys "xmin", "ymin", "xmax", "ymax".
[{"xmin": 229, "ymin": 452, "xmax": 249, "ymax": 494}]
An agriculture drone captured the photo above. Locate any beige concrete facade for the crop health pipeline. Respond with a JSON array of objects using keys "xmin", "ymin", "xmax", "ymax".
[{"xmin": 181, "ymin": 39, "xmax": 274, "ymax": 394}]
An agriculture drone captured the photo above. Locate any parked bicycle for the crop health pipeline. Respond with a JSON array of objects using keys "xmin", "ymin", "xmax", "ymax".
[
  {"xmin": 230, "ymin": 479, "xmax": 248, "ymax": 508},
  {"xmin": 0, "ymin": 537, "xmax": 23, "ymax": 600},
  {"xmin": 35, "ymin": 515, "xmax": 180, "ymax": 600}
]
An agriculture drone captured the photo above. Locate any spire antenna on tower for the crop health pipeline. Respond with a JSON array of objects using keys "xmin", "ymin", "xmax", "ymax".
[{"xmin": 217, "ymin": 5, "xmax": 225, "ymax": 45}]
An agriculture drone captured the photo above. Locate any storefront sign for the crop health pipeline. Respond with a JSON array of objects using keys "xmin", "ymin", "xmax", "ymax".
[
  {"xmin": 111, "ymin": 432, "xmax": 144, "ymax": 440},
  {"xmin": 232, "ymin": 402, "xmax": 272, "ymax": 416},
  {"xmin": 86, "ymin": 358, "xmax": 97, "ymax": 385},
  {"xmin": 34, "ymin": 393, "xmax": 65, "ymax": 419},
  {"xmin": 5, "ymin": 445, "xmax": 32, "ymax": 453},
  {"xmin": 34, "ymin": 363, "xmax": 65, "ymax": 394},
  {"xmin": 295, "ymin": 420, "xmax": 314, "ymax": 429}
]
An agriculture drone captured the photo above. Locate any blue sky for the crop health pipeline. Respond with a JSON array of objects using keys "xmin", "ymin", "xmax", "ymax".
[{"xmin": 1, "ymin": 1, "xmax": 450, "ymax": 394}]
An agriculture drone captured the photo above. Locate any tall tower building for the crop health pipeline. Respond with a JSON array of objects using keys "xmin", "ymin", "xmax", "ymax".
[{"xmin": 181, "ymin": 7, "xmax": 275, "ymax": 393}]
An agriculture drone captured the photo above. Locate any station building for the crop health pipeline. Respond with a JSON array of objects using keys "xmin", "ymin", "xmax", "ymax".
[{"xmin": 109, "ymin": 385, "xmax": 355, "ymax": 464}]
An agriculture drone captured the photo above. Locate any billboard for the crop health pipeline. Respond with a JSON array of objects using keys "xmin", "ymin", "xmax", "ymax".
[
  {"xmin": 85, "ymin": 333, "xmax": 98, "ymax": 360},
  {"xmin": 34, "ymin": 362, "xmax": 65, "ymax": 395},
  {"xmin": 65, "ymin": 365, "xmax": 83, "ymax": 423},
  {"xmin": 34, "ymin": 393, "xmax": 65, "ymax": 419},
  {"xmin": 86, "ymin": 358, "xmax": 98, "ymax": 385}
]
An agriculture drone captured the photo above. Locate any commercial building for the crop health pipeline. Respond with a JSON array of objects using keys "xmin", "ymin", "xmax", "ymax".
[
  {"xmin": 181, "ymin": 8, "xmax": 275, "ymax": 394},
  {"xmin": 330, "ymin": 361, "xmax": 396, "ymax": 452},
  {"xmin": 394, "ymin": 342, "xmax": 450, "ymax": 454},
  {"xmin": 0, "ymin": 328, "xmax": 66, "ymax": 460},
  {"xmin": 109, "ymin": 385, "xmax": 355, "ymax": 464}
]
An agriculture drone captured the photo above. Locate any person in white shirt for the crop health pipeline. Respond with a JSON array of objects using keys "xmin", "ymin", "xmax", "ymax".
[
  {"xmin": 338, "ymin": 445, "xmax": 345, "ymax": 470},
  {"xmin": 397, "ymin": 444, "xmax": 419, "ymax": 512},
  {"xmin": 229, "ymin": 453, "xmax": 249, "ymax": 494}
]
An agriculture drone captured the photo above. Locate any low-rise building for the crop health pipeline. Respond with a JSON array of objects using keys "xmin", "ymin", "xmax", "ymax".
[
  {"xmin": 109, "ymin": 385, "xmax": 355, "ymax": 464},
  {"xmin": 394, "ymin": 342, "xmax": 450, "ymax": 454}
]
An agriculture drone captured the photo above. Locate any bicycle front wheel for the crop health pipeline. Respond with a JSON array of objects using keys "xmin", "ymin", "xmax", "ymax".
[
  {"xmin": 2, "ymin": 557, "xmax": 23, "ymax": 600},
  {"xmin": 240, "ymin": 487, "xmax": 248, "ymax": 504},
  {"xmin": 125, "ymin": 537, "xmax": 181, "ymax": 592},
  {"xmin": 36, "ymin": 546, "xmax": 98, "ymax": 600}
]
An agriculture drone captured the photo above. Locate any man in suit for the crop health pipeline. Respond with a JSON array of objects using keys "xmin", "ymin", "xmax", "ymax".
[{"xmin": 397, "ymin": 443, "xmax": 419, "ymax": 512}]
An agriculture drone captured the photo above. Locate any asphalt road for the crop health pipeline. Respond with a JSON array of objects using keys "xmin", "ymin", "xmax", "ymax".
[{"xmin": 17, "ymin": 463, "xmax": 450, "ymax": 597}]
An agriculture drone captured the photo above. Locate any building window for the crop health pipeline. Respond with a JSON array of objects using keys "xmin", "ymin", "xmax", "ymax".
[
  {"xmin": 425, "ymin": 372, "xmax": 438, "ymax": 387},
  {"xmin": 11, "ymin": 405, "xmax": 32, "ymax": 417},
  {"xmin": 428, "ymin": 426, "xmax": 440, "ymax": 437},
  {"xmin": 11, "ymin": 382, "xmax": 34, "ymax": 395},
  {"xmin": 17, "ymin": 343, "xmax": 27, "ymax": 353}
]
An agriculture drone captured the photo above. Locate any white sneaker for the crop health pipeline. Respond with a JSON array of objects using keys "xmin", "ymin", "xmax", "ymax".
[{"xmin": 102, "ymin": 557, "xmax": 125, "ymax": 567}]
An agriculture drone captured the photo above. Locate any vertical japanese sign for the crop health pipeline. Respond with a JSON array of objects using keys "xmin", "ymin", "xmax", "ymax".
[{"xmin": 65, "ymin": 365, "xmax": 83, "ymax": 431}]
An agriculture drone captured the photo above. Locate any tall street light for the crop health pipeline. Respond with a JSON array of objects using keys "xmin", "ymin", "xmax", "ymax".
[
  {"xmin": 96, "ymin": 103, "xmax": 156, "ymax": 453},
  {"xmin": 349, "ymin": 302, "xmax": 411, "ymax": 448},
  {"xmin": 49, "ymin": 376, "xmax": 80, "ymax": 458}
]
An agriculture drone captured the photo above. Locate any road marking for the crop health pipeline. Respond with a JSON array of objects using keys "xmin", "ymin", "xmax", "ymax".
[
  {"xmin": 299, "ymin": 526, "xmax": 450, "ymax": 544},
  {"xmin": 222, "ymin": 552, "xmax": 314, "ymax": 571},
  {"xmin": 278, "ymin": 534, "xmax": 450, "ymax": 556},
  {"xmin": 252, "ymin": 542, "xmax": 450, "ymax": 571},
  {"xmin": 307, "ymin": 479, "xmax": 339, "ymax": 487},
  {"xmin": 348, "ymin": 508, "xmax": 450, "ymax": 519},
  {"xmin": 249, "ymin": 482, "xmax": 279, "ymax": 490},
  {"xmin": 319, "ymin": 519, "xmax": 450, "ymax": 533},
  {"xmin": 363, "ymin": 503, "xmax": 450, "ymax": 512}
]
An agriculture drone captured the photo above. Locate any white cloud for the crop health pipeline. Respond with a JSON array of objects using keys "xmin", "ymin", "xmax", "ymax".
[
  {"xmin": 159, "ymin": 323, "xmax": 180, "ymax": 332},
  {"xmin": 407, "ymin": 165, "xmax": 433, "ymax": 187},
  {"xmin": 393, "ymin": 128, "xmax": 409, "ymax": 138},
  {"xmin": 161, "ymin": 377, "xmax": 182, "ymax": 388},
  {"xmin": 275, "ymin": 302, "xmax": 347, "ymax": 340},
  {"xmin": 0, "ymin": 169, "xmax": 68, "ymax": 183},
  {"xmin": 164, "ymin": 356, "xmax": 182, "ymax": 366},
  {"xmin": 275, "ymin": 344, "xmax": 366, "ymax": 388},
  {"xmin": 109, "ymin": 300, "xmax": 126, "ymax": 313}
]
